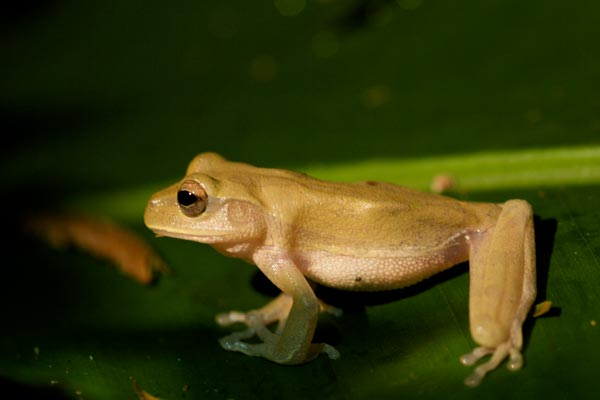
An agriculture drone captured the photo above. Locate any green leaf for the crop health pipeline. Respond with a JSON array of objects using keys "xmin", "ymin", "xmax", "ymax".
[{"xmin": 2, "ymin": 1, "xmax": 599, "ymax": 399}]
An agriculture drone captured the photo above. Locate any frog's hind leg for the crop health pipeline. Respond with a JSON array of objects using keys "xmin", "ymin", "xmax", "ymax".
[{"xmin": 462, "ymin": 199, "xmax": 536, "ymax": 386}]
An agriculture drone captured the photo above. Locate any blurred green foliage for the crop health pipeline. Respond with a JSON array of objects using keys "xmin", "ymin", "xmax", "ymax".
[{"xmin": 1, "ymin": 1, "xmax": 599, "ymax": 399}]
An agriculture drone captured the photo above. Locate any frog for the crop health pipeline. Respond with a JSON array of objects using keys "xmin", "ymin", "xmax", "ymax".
[{"xmin": 144, "ymin": 152, "xmax": 537, "ymax": 387}]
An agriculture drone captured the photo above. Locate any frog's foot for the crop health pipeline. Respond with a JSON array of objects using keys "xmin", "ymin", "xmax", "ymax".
[
  {"xmin": 215, "ymin": 294, "xmax": 340, "ymax": 364},
  {"xmin": 460, "ymin": 343, "xmax": 523, "ymax": 387},
  {"xmin": 217, "ymin": 310, "xmax": 339, "ymax": 362}
]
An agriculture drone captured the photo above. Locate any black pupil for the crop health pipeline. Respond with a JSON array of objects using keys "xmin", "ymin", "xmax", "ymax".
[{"xmin": 178, "ymin": 190, "xmax": 198, "ymax": 206}]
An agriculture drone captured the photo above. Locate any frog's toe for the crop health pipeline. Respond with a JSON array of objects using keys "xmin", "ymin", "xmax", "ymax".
[
  {"xmin": 219, "ymin": 336, "xmax": 268, "ymax": 357},
  {"xmin": 215, "ymin": 311, "xmax": 247, "ymax": 326},
  {"xmin": 461, "ymin": 342, "xmax": 521, "ymax": 387},
  {"xmin": 321, "ymin": 343, "xmax": 341, "ymax": 359},
  {"xmin": 460, "ymin": 346, "xmax": 493, "ymax": 366},
  {"xmin": 318, "ymin": 300, "xmax": 343, "ymax": 317},
  {"xmin": 219, "ymin": 336, "xmax": 296, "ymax": 363},
  {"xmin": 507, "ymin": 348, "xmax": 523, "ymax": 371},
  {"xmin": 219, "ymin": 336, "xmax": 250, "ymax": 353},
  {"xmin": 218, "ymin": 327, "xmax": 278, "ymax": 359}
]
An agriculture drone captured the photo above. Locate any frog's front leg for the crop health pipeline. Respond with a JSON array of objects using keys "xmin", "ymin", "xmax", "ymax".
[
  {"xmin": 462, "ymin": 199, "xmax": 537, "ymax": 386},
  {"xmin": 215, "ymin": 254, "xmax": 340, "ymax": 364}
]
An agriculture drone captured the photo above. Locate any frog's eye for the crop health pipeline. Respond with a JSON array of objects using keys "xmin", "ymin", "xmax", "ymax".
[{"xmin": 177, "ymin": 180, "xmax": 207, "ymax": 217}]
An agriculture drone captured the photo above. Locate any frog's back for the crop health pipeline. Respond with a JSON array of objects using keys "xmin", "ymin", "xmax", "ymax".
[{"xmin": 258, "ymin": 173, "xmax": 498, "ymax": 253}]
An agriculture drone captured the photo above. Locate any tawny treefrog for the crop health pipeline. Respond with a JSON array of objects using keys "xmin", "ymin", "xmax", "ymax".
[{"xmin": 144, "ymin": 153, "xmax": 536, "ymax": 386}]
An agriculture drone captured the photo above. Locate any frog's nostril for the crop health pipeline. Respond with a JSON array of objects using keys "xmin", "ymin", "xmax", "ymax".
[{"xmin": 149, "ymin": 197, "xmax": 162, "ymax": 207}]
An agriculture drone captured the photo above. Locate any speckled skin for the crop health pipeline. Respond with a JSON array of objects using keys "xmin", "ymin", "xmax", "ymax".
[{"xmin": 144, "ymin": 153, "xmax": 537, "ymax": 387}]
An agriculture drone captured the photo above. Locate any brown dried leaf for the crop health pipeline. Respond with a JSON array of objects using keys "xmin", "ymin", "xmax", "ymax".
[
  {"xmin": 132, "ymin": 379, "xmax": 162, "ymax": 400},
  {"xmin": 25, "ymin": 213, "xmax": 169, "ymax": 284}
]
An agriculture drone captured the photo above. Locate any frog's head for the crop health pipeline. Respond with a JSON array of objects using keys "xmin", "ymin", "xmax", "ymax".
[{"xmin": 144, "ymin": 153, "xmax": 266, "ymax": 246}]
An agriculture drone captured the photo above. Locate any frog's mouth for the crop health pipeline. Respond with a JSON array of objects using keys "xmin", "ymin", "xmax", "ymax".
[{"xmin": 148, "ymin": 227, "xmax": 232, "ymax": 244}]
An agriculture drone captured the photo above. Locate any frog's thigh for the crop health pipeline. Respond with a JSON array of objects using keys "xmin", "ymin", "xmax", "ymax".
[{"xmin": 466, "ymin": 200, "xmax": 536, "ymax": 379}]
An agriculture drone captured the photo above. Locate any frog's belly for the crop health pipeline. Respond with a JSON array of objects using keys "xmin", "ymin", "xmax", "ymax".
[{"xmin": 295, "ymin": 245, "xmax": 469, "ymax": 291}]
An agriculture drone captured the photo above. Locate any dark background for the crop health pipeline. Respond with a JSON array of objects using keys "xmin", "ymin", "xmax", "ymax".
[{"xmin": 1, "ymin": 1, "xmax": 599, "ymax": 399}]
